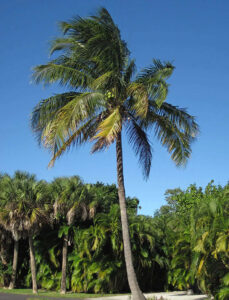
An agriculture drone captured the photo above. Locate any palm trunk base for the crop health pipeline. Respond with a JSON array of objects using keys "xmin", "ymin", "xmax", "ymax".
[
  {"xmin": 60, "ymin": 235, "xmax": 68, "ymax": 295},
  {"xmin": 9, "ymin": 240, "xmax": 19, "ymax": 290},
  {"xmin": 29, "ymin": 235, "xmax": 38, "ymax": 295},
  {"xmin": 131, "ymin": 291, "xmax": 146, "ymax": 300}
]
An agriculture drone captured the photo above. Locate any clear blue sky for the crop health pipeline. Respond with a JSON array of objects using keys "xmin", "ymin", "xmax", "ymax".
[{"xmin": 1, "ymin": 0, "xmax": 229, "ymax": 216}]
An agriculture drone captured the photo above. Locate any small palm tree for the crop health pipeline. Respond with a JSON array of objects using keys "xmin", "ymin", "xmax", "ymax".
[
  {"xmin": 51, "ymin": 176, "xmax": 95, "ymax": 294},
  {"xmin": 0, "ymin": 171, "xmax": 50, "ymax": 293},
  {"xmin": 31, "ymin": 8, "xmax": 199, "ymax": 300},
  {"xmin": 0, "ymin": 174, "xmax": 13, "ymax": 288}
]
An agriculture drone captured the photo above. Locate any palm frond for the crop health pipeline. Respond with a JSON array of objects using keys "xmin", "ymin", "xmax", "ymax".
[
  {"xmin": 58, "ymin": 8, "xmax": 129, "ymax": 74},
  {"xmin": 54, "ymin": 92, "xmax": 104, "ymax": 127},
  {"xmin": 91, "ymin": 71, "xmax": 114, "ymax": 90},
  {"xmin": 32, "ymin": 57, "xmax": 93, "ymax": 89},
  {"xmin": 49, "ymin": 38, "xmax": 80, "ymax": 55},
  {"xmin": 123, "ymin": 59, "xmax": 136, "ymax": 84},
  {"xmin": 150, "ymin": 101, "xmax": 199, "ymax": 137},
  {"xmin": 137, "ymin": 59, "xmax": 174, "ymax": 82},
  {"xmin": 35, "ymin": 92, "xmax": 103, "ymax": 156},
  {"xmin": 126, "ymin": 119, "xmax": 152, "ymax": 179},
  {"xmin": 93, "ymin": 108, "xmax": 122, "ymax": 145},
  {"xmin": 152, "ymin": 114, "xmax": 194, "ymax": 166},
  {"xmin": 48, "ymin": 117, "xmax": 98, "ymax": 167},
  {"xmin": 127, "ymin": 83, "xmax": 149, "ymax": 118},
  {"xmin": 136, "ymin": 59, "xmax": 174, "ymax": 107},
  {"xmin": 31, "ymin": 92, "xmax": 80, "ymax": 144}
]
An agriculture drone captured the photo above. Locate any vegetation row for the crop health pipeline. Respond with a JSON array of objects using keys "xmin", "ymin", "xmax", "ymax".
[{"xmin": 0, "ymin": 172, "xmax": 228, "ymax": 299}]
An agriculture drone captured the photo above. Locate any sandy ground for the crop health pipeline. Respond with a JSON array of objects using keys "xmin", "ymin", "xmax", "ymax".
[
  {"xmin": 95, "ymin": 292, "xmax": 209, "ymax": 300},
  {"xmin": 145, "ymin": 291, "xmax": 209, "ymax": 300},
  {"xmin": 0, "ymin": 292, "xmax": 209, "ymax": 300}
]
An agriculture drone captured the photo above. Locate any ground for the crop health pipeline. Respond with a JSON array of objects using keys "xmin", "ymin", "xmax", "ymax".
[{"xmin": 0, "ymin": 291, "xmax": 209, "ymax": 300}]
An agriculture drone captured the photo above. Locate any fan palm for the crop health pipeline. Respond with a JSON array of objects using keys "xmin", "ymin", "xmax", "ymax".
[
  {"xmin": 0, "ymin": 171, "xmax": 50, "ymax": 293},
  {"xmin": 31, "ymin": 8, "xmax": 199, "ymax": 300},
  {"xmin": 0, "ymin": 174, "xmax": 12, "ymax": 287},
  {"xmin": 51, "ymin": 176, "xmax": 96, "ymax": 294}
]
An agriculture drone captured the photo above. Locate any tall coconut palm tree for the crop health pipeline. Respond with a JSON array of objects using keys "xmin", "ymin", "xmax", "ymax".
[
  {"xmin": 0, "ymin": 171, "xmax": 50, "ymax": 293},
  {"xmin": 51, "ymin": 176, "xmax": 96, "ymax": 294},
  {"xmin": 31, "ymin": 8, "xmax": 199, "ymax": 300}
]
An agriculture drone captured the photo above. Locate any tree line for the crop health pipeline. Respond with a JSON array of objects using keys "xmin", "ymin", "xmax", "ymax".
[{"xmin": 0, "ymin": 172, "xmax": 228, "ymax": 299}]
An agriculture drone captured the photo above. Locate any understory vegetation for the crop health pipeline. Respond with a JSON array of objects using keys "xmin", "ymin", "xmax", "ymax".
[{"xmin": 0, "ymin": 172, "xmax": 228, "ymax": 299}]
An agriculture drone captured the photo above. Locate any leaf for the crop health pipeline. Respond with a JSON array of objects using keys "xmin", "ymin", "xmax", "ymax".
[
  {"xmin": 197, "ymin": 257, "xmax": 205, "ymax": 275},
  {"xmin": 58, "ymin": 225, "xmax": 70, "ymax": 238},
  {"xmin": 140, "ymin": 249, "xmax": 149, "ymax": 258},
  {"xmin": 93, "ymin": 108, "xmax": 122, "ymax": 144},
  {"xmin": 222, "ymin": 273, "xmax": 229, "ymax": 286}
]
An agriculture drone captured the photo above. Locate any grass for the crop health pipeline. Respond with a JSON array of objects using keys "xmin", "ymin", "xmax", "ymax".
[{"xmin": 0, "ymin": 288, "xmax": 124, "ymax": 298}]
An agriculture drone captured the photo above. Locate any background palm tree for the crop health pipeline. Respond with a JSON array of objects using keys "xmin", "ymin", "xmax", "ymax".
[
  {"xmin": 0, "ymin": 174, "xmax": 13, "ymax": 288},
  {"xmin": 31, "ymin": 8, "xmax": 199, "ymax": 300},
  {"xmin": 51, "ymin": 176, "xmax": 96, "ymax": 294},
  {"xmin": 0, "ymin": 171, "xmax": 50, "ymax": 293},
  {"xmin": 0, "ymin": 173, "xmax": 22, "ymax": 289}
]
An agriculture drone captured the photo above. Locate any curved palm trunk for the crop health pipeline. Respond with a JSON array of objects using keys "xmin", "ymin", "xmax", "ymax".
[
  {"xmin": 28, "ymin": 234, "xmax": 38, "ymax": 294},
  {"xmin": 60, "ymin": 234, "xmax": 68, "ymax": 294},
  {"xmin": 9, "ymin": 240, "xmax": 19, "ymax": 289},
  {"xmin": 116, "ymin": 132, "xmax": 145, "ymax": 300}
]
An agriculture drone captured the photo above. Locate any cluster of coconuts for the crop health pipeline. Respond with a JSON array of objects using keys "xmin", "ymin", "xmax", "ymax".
[{"xmin": 105, "ymin": 91, "xmax": 115, "ymax": 99}]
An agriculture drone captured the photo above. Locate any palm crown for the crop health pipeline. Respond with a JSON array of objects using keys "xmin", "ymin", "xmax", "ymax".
[
  {"xmin": 0, "ymin": 171, "xmax": 50, "ymax": 240},
  {"xmin": 31, "ymin": 8, "xmax": 198, "ymax": 178}
]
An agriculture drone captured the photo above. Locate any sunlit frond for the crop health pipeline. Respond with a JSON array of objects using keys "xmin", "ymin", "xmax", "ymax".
[
  {"xmin": 33, "ymin": 92, "xmax": 104, "ymax": 159},
  {"xmin": 93, "ymin": 108, "xmax": 122, "ymax": 145},
  {"xmin": 127, "ymin": 83, "xmax": 149, "ymax": 118},
  {"xmin": 91, "ymin": 71, "xmax": 114, "ymax": 90},
  {"xmin": 48, "ymin": 117, "xmax": 99, "ymax": 167},
  {"xmin": 31, "ymin": 92, "xmax": 80, "ymax": 144}
]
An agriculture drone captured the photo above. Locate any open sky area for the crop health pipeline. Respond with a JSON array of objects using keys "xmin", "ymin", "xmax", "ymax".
[{"xmin": 1, "ymin": 0, "xmax": 229, "ymax": 216}]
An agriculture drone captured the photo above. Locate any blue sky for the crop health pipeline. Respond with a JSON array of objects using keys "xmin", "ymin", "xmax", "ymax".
[{"xmin": 1, "ymin": 0, "xmax": 229, "ymax": 216}]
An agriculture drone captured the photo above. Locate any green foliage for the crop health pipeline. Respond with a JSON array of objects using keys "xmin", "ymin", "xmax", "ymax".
[
  {"xmin": 157, "ymin": 181, "xmax": 229, "ymax": 297},
  {"xmin": 1, "ymin": 170, "xmax": 228, "ymax": 297}
]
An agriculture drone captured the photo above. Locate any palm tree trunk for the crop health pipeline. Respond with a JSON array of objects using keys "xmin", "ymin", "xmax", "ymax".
[
  {"xmin": 116, "ymin": 132, "xmax": 145, "ymax": 300},
  {"xmin": 9, "ymin": 240, "xmax": 19, "ymax": 289},
  {"xmin": 60, "ymin": 234, "xmax": 68, "ymax": 294},
  {"xmin": 28, "ymin": 234, "xmax": 38, "ymax": 294}
]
